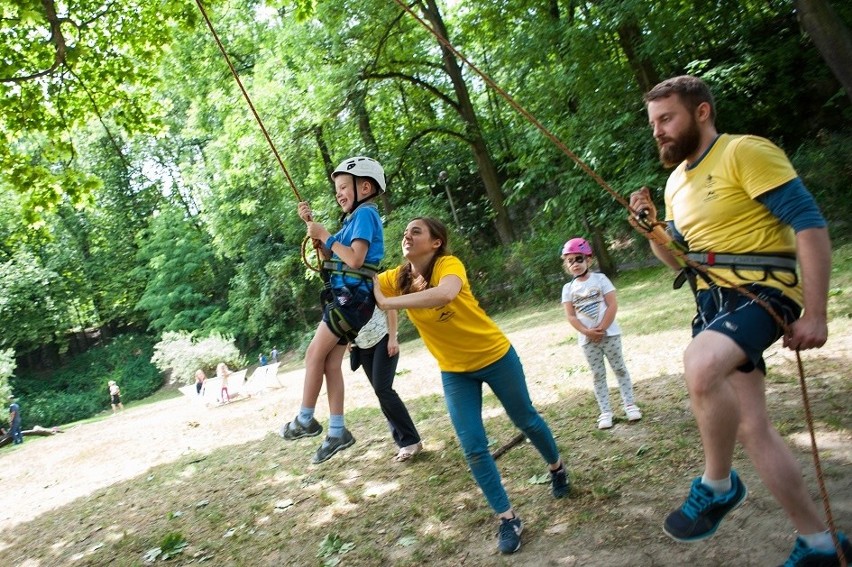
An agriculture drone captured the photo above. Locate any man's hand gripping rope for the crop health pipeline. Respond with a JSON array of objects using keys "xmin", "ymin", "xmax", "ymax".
[{"xmin": 628, "ymin": 186, "xmax": 688, "ymax": 268}]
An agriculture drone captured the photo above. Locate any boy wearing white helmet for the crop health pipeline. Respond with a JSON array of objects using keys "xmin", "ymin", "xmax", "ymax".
[
  {"xmin": 560, "ymin": 237, "xmax": 641, "ymax": 429},
  {"xmin": 281, "ymin": 156, "xmax": 386, "ymax": 464}
]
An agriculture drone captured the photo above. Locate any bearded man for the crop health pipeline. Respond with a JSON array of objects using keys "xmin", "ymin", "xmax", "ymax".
[{"xmin": 629, "ymin": 75, "xmax": 847, "ymax": 567}]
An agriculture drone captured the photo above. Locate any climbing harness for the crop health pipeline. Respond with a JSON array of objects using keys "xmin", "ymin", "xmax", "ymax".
[{"xmin": 389, "ymin": 2, "xmax": 843, "ymax": 561}]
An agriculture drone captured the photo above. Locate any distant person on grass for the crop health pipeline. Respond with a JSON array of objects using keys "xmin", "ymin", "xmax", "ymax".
[
  {"xmin": 350, "ymin": 307, "xmax": 423, "ymax": 462},
  {"xmin": 373, "ymin": 217, "xmax": 569, "ymax": 555},
  {"xmin": 279, "ymin": 157, "xmax": 385, "ymax": 465},
  {"xmin": 630, "ymin": 74, "xmax": 848, "ymax": 566},
  {"xmin": 195, "ymin": 369, "xmax": 206, "ymax": 396},
  {"xmin": 108, "ymin": 381, "xmax": 124, "ymax": 414},
  {"xmin": 560, "ymin": 236, "xmax": 642, "ymax": 430},
  {"xmin": 9, "ymin": 396, "xmax": 22, "ymax": 444},
  {"xmin": 216, "ymin": 362, "xmax": 231, "ymax": 404}
]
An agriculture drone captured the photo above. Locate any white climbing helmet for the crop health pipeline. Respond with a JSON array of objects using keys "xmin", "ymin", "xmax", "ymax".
[{"xmin": 331, "ymin": 156, "xmax": 386, "ymax": 193}]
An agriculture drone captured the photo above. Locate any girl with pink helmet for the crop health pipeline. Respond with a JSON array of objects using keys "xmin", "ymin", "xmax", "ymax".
[{"xmin": 560, "ymin": 237, "xmax": 642, "ymax": 429}]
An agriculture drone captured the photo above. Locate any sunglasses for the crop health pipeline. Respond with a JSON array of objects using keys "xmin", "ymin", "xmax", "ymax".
[{"xmin": 566, "ymin": 255, "xmax": 586, "ymax": 265}]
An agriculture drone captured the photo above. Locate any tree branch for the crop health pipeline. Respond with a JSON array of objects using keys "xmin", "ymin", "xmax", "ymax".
[
  {"xmin": 1, "ymin": 0, "xmax": 69, "ymax": 83},
  {"xmin": 362, "ymin": 70, "xmax": 459, "ymax": 110}
]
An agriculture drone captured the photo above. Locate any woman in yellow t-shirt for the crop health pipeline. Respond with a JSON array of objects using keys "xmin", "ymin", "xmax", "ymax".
[{"xmin": 374, "ymin": 217, "xmax": 569, "ymax": 555}]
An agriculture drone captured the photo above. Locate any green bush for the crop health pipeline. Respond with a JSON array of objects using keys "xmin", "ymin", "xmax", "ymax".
[
  {"xmin": 12, "ymin": 333, "xmax": 160, "ymax": 427},
  {"xmin": 792, "ymin": 131, "xmax": 852, "ymax": 243}
]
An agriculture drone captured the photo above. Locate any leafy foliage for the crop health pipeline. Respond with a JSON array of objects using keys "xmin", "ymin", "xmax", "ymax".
[
  {"xmin": 0, "ymin": 251, "xmax": 67, "ymax": 355},
  {"xmin": 134, "ymin": 207, "xmax": 231, "ymax": 333},
  {"xmin": 0, "ymin": 348, "xmax": 15, "ymax": 425},
  {"xmin": 12, "ymin": 333, "xmax": 160, "ymax": 427}
]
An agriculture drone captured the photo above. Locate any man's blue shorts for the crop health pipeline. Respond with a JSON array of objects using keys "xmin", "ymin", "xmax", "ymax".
[{"xmin": 692, "ymin": 284, "xmax": 801, "ymax": 374}]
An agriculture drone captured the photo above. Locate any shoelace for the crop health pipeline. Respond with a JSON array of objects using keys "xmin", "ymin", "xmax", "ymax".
[
  {"xmin": 782, "ymin": 538, "xmax": 809, "ymax": 567},
  {"xmin": 681, "ymin": 481, "xmax": 715, "ymax": 519},
  {"xmin": 500, "ymin": 518, "xmax": 520, "ymax": 533}
]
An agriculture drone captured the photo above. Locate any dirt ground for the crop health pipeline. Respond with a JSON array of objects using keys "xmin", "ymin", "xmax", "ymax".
[{"xmin": 1, "ymin": 316, "xmax": 849, "ymax": 565}]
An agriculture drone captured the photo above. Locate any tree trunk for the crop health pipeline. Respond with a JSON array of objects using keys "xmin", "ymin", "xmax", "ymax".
[
  {"xmin": 616, "ymin": 21, "xmax": 661, "ymax": 94},
  {"xmin": 795, "ymin": 0, "xmax": 852, "ymax": 105},
  {"xmin": 420, "ymin": 0, "xmax": 514, "ymax": 245},
  {"xmin": 583, "ymin": 218, "xmax": 616, "ymax": 278},
  {"xmin": 354, "ymin": 89, "xmax": 393, "ymax": 213},
  {"xmin": 0, "ymin": 425, "xmax": 63, "ymax": 448}
]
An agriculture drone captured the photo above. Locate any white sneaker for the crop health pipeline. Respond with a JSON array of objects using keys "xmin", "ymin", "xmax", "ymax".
[
  {"xmin": 625, "ymin": 405, "xmax": 643, "ymax": 422},
  {"xmin": 597, "ymin": 412, "xmax": 613, "ymax": 429}
]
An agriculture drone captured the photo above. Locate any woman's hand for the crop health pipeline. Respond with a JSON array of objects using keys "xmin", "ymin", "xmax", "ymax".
[
  {"xmin": 372, "ymin": 276, "xmax": 388, "ymax": 310},
  {"xmin": 387, "ymin": 335, "xmax": 399, "ymax": 357}
]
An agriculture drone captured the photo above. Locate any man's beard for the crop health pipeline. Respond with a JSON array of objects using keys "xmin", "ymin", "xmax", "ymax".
[{"xmin": 658, "ymin": 119, "xmax": 701, "ymax": 168}]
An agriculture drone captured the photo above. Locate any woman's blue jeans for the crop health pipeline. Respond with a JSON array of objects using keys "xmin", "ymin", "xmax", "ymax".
[{"xmin": 441, "ymin": 346, "xmax": 560, "ymax": 514}]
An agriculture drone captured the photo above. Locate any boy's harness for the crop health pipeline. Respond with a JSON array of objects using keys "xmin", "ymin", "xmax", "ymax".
[
  {"xmin": 322, "ymin": 261, "xmax": 380, "ymax": 280},
  {"xmin": 320, "ymin": 260, "xmax": 380, "ymax": 342}
]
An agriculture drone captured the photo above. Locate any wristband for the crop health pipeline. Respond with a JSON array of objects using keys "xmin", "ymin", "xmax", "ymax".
[{"xmin": 325, "ymin": 235, "xmax": 337, "ymax": 250}]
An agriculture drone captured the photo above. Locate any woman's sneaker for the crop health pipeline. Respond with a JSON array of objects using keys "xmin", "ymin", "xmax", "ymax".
[
  {"xmin": 780, "ymin": 532, "xmax": 851, "ymax": 567},
  {"xmin": 311, "ymin": 428, "xmax": 356, "ymax": 464},
  {"xmin": 625, "ymin": 404, "xmax": 643, "ymax": 422},
  {"xmin": 597, "ymin": 412, "xmax": 614, "ymax": 429},
  {"xmin": 550, "ymin": 464, "xmax": 570, "ymax": 499},
  {"xmin": 279, "ymin": 416, "xmax": 323, "ymax": 440},
  {"xmin": 663, "ymin": 470, "xmax": 747, "ymax": 542},
  {"xmin": 497, "ymin": 515, "xmax": 523, "ymax": 554}
]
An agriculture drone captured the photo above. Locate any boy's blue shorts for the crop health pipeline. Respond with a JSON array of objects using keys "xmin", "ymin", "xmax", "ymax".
[
  {"xmin": 323, "ymin": 286, "xmax": 376, "ymax": 344},
  {"xmin": 692, "ymin": 284, "xmax": 801, "ymax": 374}
]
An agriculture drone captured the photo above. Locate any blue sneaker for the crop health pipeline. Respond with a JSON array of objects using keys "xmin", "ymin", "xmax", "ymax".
[
  {"xmin": 497, "ymin": 515, "xmax": 523, "ymax": 554},
  {"xmin": 780, "ymin": 532, "xmax": 851, "ymax": 567},
  {"xmin": 550, "ymin": 465, "xmax": 570, "ymax": 499},
  {"xmin": 663, "ymin": 470, "xmax": 747, "ymax": 542}
]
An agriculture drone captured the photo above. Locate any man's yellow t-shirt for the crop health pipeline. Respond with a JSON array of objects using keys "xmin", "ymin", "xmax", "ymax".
[
  {"xmin": 664, "ymin": 134, "xmax": 802, "ymax": 305},
  {"xmin": 378, "ymin": 256, "xmax": 510, "ymax": 372}
]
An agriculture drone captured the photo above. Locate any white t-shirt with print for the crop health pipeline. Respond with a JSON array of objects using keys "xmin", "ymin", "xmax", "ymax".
[
  {"xmin": 561, "ymin": 272, "xmax": 621, "ymax": 346},
  {"xmin": 354, "ymin": 308, "xmax": 388, "ymax": 349}
]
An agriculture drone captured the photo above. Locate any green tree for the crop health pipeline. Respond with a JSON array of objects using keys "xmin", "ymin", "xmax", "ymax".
[
  {"xmin": 0, "ymin": 0, "xmax": 197, "ymax": 216},
  {"xmin": 0, "ymin": 252, "xmax": 67, "ymax": 355},
  {"xmin": 134, "ymin": 207, "xmax": 231, "ymax": 333}
]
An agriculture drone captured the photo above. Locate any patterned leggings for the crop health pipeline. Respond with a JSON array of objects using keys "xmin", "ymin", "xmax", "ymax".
[{"xmin": 581, "ymin": 334, "xmax": 635, "ymax": 414}]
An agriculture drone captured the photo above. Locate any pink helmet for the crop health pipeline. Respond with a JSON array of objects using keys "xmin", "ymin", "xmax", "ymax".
[{"xmin": 561, "ymin": 237, "xmax": 593, "ymax": 256}]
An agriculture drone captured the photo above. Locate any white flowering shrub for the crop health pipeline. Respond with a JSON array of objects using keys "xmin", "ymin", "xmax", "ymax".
[
  {"xmin": 0, "ymin": 348, "xmax": 15, "ymax": 406},
  {"xmin": 151, "ymin": 332, "xmax": 246, "ymax": 386}
]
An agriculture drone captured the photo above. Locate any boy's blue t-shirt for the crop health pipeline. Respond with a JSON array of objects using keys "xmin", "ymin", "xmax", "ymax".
[{"xmin": 330, "ymin": 202, "xmax": 384, "ymax": 289}]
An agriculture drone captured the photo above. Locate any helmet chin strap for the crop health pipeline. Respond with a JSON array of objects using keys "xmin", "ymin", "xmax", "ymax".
[
  {"xmin": 573, "ymin": 268, "xmax": 589, "ymax": 279},
  {"xmin": 341, "ymin": 175, "xmax": 378, "ymax": 222}
]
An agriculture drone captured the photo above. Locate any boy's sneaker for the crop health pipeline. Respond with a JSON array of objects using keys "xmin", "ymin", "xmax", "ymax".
[
  {"xmin": 663, "ymin": 470, "xmax": 747, "ymax": 542},
  {"xmin": 597, "ymin": 412, "xmax": 614, "ymax": 429},
  {"xmin": 311, "ymin": 428, "xmax": 356, "ymax": 464},
  {"xmin": 625, "ymin": 404, "xmax": 643, "ymax": 421},
  {"xmin": 497, "ymin": 515, "xmax": 523, "ymax": 554},
  {"xmin": 550, "ymin": 465, "xmax": 570, "ymax": 499},
  {"xmin": 279, "ymin": 416, "xmax": 323, "ymax": 440},
  {"xmin": 780, "ymin": 532, "xmax": 851, "ymax": 567}
]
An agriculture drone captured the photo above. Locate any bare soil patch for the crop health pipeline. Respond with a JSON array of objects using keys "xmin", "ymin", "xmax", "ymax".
[{"xmin": 1, "ymin": 312, "xmax": 849, "ymax": 566}]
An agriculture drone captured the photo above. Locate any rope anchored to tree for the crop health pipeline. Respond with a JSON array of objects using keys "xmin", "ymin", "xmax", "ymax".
[{"xmin": 194, "ymin": 0, "xmax": 324, "ymax": 272}]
